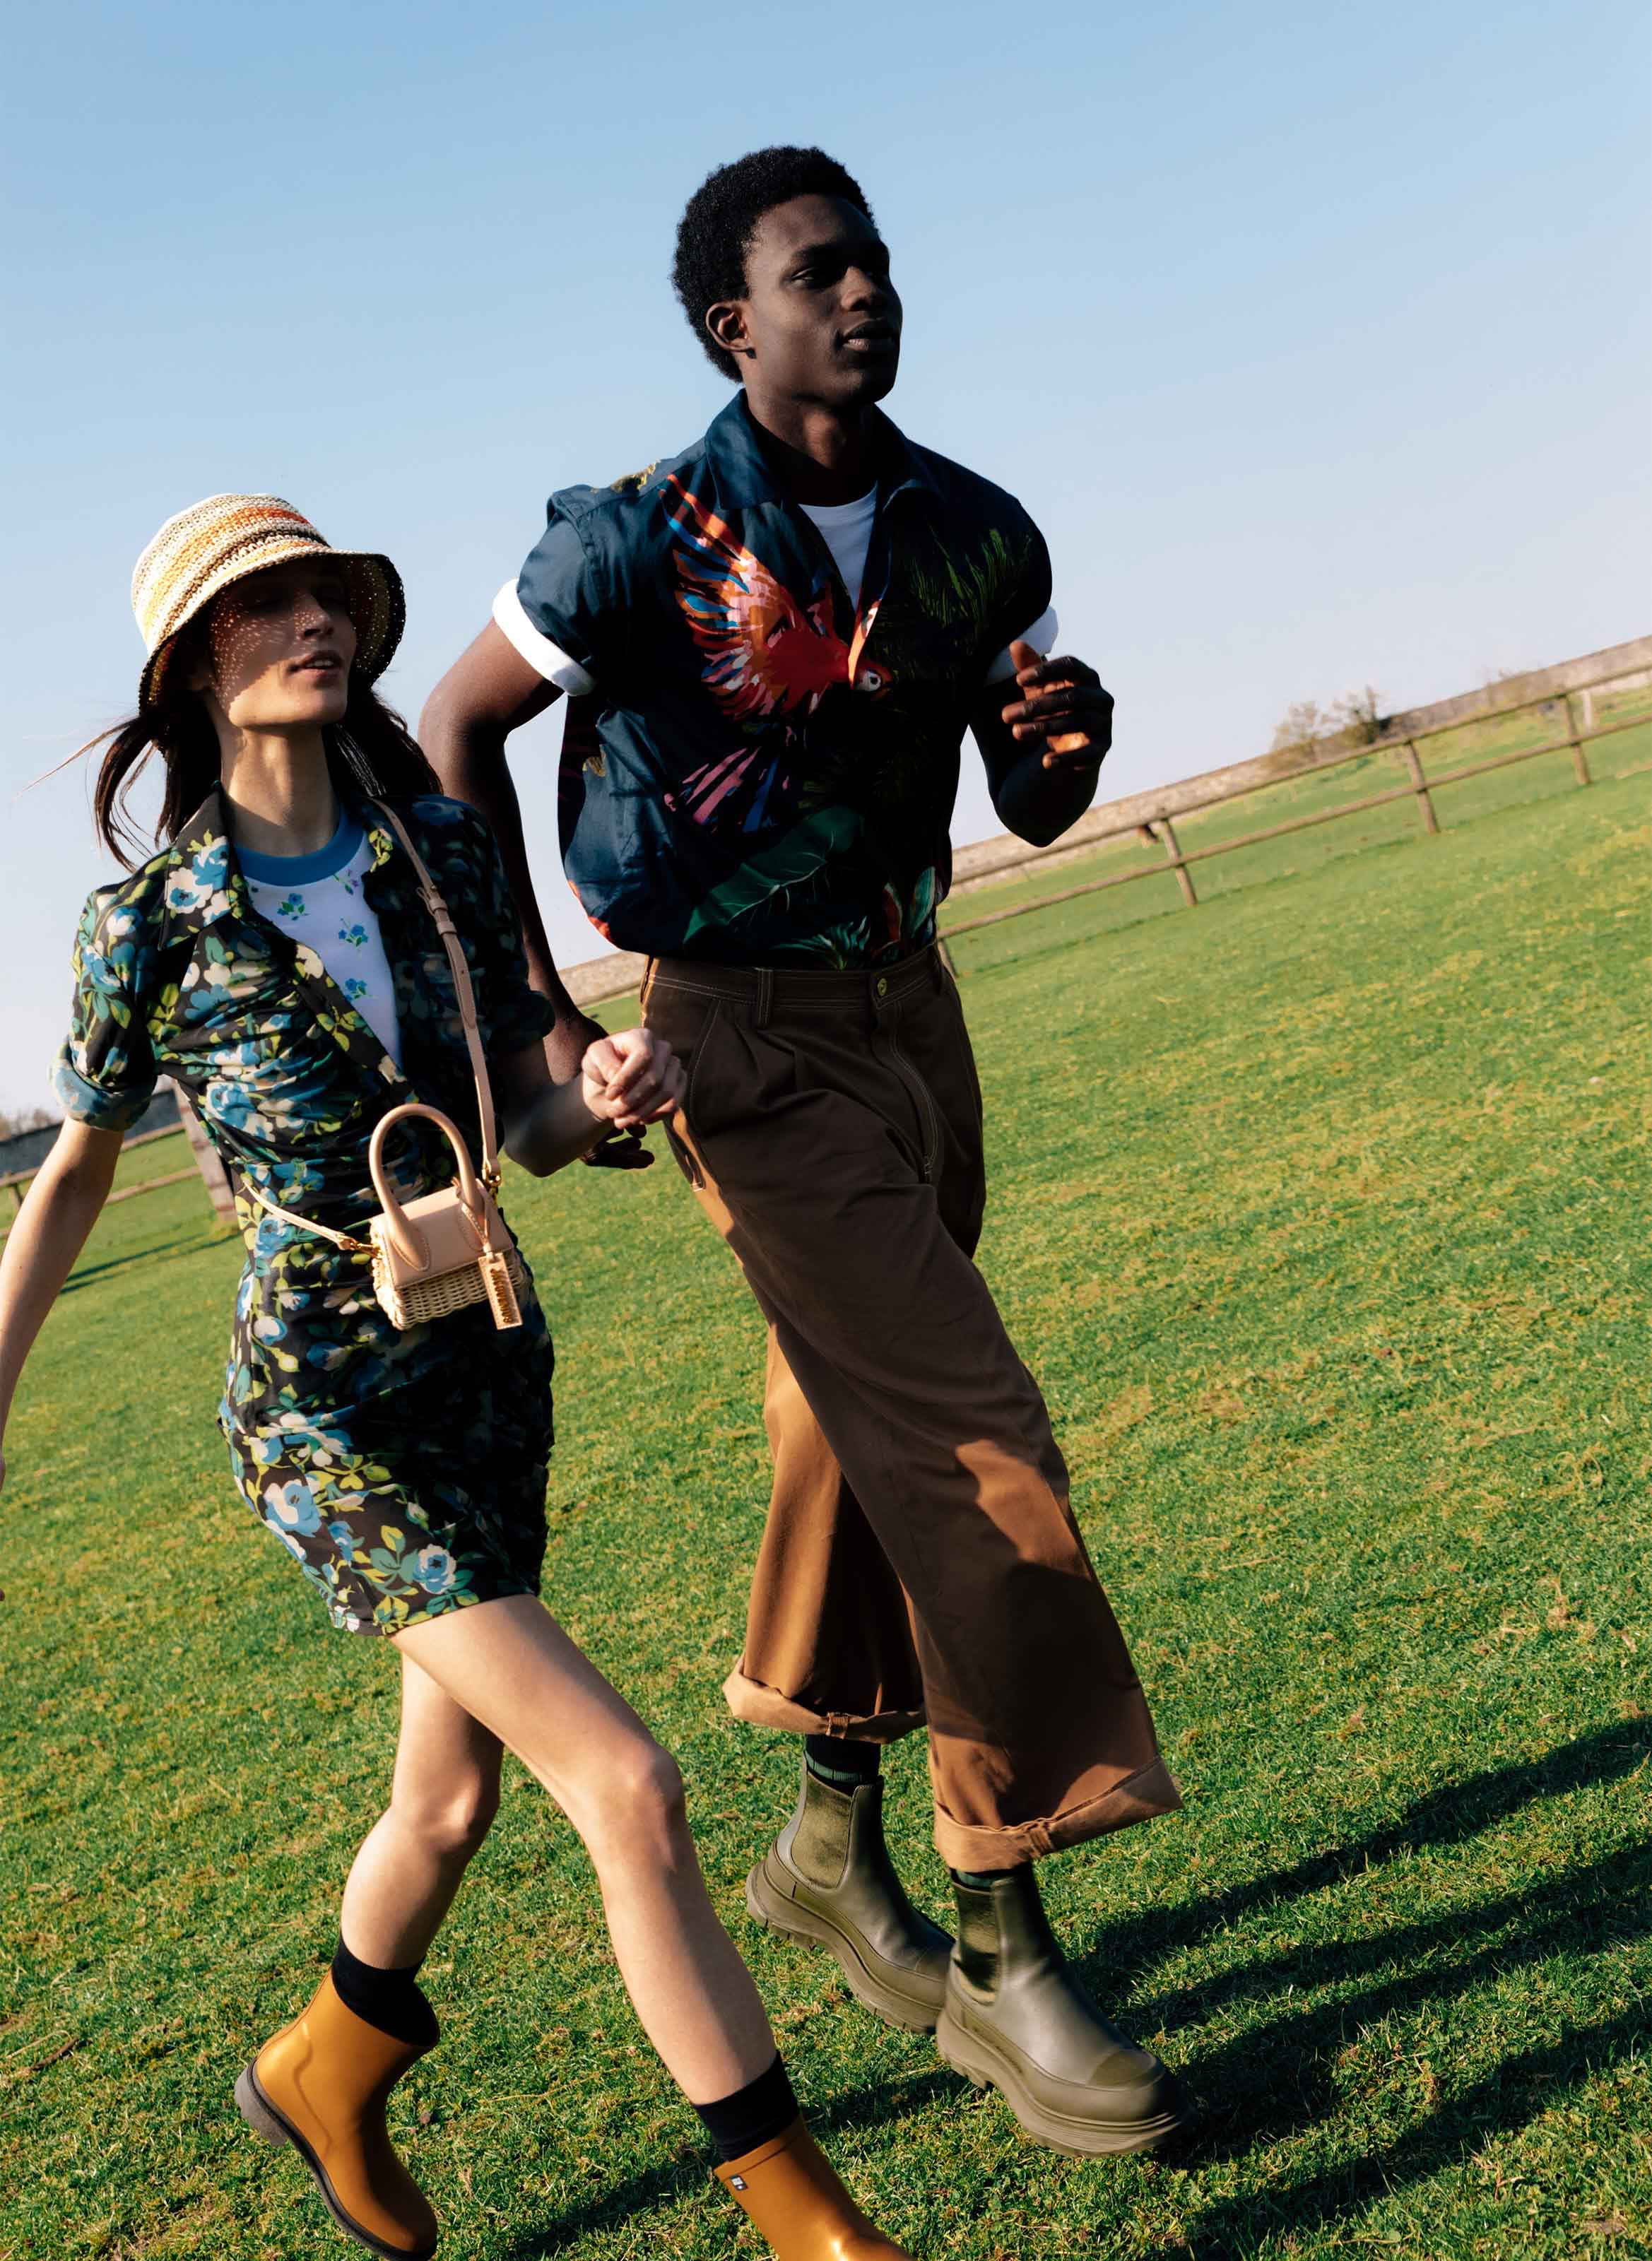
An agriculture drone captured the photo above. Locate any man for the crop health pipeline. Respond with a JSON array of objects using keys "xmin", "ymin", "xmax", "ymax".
[{"xmin": 422, "ymin": 146, "xmax": 1186, "ymax": 2160}]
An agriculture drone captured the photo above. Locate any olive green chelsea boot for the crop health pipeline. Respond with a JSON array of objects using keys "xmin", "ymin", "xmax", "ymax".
[
  {"xmin": 746, "ymin": 1764, "xmax": 953, "ymax": 2032},
  {"xmin": 936, "ymin": 1867, "xmax": 1188, "ymax": 2157}
]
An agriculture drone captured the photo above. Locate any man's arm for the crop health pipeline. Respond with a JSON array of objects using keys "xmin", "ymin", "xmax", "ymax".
[
  {"xmin": 420, "ymin": 620, "xmax": 603, "ymax": 1080},
  {"xmin": 969, "ymin": 639, "xmax": 1113, "ymax": 849}
]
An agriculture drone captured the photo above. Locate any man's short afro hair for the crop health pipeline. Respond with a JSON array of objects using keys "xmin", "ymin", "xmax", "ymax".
[{"xmin": 673, "ymin": 146, "xmax": 875, "ymax": 382}]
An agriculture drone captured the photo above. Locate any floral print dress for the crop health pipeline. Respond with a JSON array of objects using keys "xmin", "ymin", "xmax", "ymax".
[{"xmin": 55, "ymin": 793, "xmax": 557, "ymax": 1633}]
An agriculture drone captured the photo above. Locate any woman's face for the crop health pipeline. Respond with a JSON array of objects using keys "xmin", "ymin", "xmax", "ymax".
[{"xmin": 191, "ymin": 557, "xmax": 358, "ymax": 733}]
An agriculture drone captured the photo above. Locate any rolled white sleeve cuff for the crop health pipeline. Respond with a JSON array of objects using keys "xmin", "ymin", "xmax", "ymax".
[
  {"xmin": 984, "ymin": 604, "xmax": 1060, "ymax": 685},
  {"xmin": 492, "ymin": 582, "xmax": 597, "ymax": 696}
]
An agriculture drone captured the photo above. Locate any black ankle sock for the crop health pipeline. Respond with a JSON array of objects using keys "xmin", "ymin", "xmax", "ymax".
[
  {"xmin": 804, "ymin": 1734, "xmax": 881, "ymax": 1790},
  {"xmin": 949, "ymin": 1866, "xmax": 1014, "ymax": 1891},
  {"xmin": 693, "ymin": 2053, "xmax": 799, "ymax": 2163},
  {"xmin": 330, "ymin": 1939, "xmax": 439, "ymax": 2050}
]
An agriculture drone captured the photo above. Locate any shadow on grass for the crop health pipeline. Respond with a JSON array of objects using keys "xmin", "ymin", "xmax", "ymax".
[
  {"xmin": 499, "ymin": 2070, "xmax": 952, "ymax": 2257},
  {"xmin": 1079, "ymin": 1720, "xmax": 1651, "ymax": 1993},
  {"xmin": 1182, "ymin": 2007, "xmax": 1646, "ymax": 2257},
  {"xmin": 1073, "ymin": 1722, "xmax": 1651, "ymax": 2250},
  {"xmin": 62, "ymin": 1229, "xmax": 225, "ymax": 1292},
  {"xmin": 501, "ymin": 1730, "xmax": 1646, "ymax": 2255}
]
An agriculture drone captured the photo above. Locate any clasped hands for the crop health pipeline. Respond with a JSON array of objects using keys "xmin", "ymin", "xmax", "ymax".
[{"xmin": 579, "ymin": 1027, "xmax": 684, "ymax": 1166}]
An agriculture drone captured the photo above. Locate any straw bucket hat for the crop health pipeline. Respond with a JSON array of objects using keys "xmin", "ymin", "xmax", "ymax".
[{"xmin": 132, "ymin": 493, "xmax": 405, "ymax": 709}]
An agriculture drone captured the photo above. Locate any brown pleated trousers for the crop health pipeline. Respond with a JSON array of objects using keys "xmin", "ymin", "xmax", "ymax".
[{"xmin": 641, "ymin": 946, "xmax": 1178, "ymax": 1868}]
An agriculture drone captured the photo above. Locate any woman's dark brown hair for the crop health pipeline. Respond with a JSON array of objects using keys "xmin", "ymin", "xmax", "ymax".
[{"xmin": 89, "ymin": 620, "xmax": 439, "ymax": 867}]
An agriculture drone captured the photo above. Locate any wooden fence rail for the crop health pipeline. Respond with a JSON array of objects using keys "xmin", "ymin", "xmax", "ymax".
[{"xmin": 938, "ymin": 693, "xmax": 1644, "ymax": 947}]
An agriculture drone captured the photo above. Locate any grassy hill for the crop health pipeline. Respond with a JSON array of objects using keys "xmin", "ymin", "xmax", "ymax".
[{"xmin": 1, "ymin": 758, "xmax": 1647, "ymax": 2260}]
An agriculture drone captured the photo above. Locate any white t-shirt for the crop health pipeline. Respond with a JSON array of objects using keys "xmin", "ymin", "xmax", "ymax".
[
  {"xmin": 799, "ymin": 488, "xmax": 878, "ymax": 611},
  {"xmin": 491, "ymin": 488, "xmax": 1058, "ymax": 693},
  {"xmin": 241, "ymin": 813, "xmax": 403, "ymax": 1067}
]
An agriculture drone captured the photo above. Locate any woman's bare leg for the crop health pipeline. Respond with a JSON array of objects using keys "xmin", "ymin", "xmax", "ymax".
[
  {"xmin": 394, "ymin": 1593, "xmax": 776, "ymax": 2103},
  {"xmin": 338, "ymin": 1655, "xmax": 505, "ymax": 1966}
]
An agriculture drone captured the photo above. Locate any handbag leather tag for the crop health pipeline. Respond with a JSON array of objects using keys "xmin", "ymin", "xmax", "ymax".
[{"xmin": 480, "ymin": 1247, "xmax": 523, "ymax": 1330}]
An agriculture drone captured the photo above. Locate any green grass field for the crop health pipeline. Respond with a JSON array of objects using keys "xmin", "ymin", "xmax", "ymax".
[
  {"xmin": 1, "ymin": 748, "xmax": 1648, "ymax": 2260},
  {"xmin": 942, "ymin": 686, "xmax": 1650, "ymax": 974}
]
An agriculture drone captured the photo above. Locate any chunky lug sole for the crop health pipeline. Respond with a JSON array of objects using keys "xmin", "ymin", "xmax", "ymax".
[
  {"xmin": 934, "ymin": 2004, "xmax": 1186, "ymax": 2159},
  {"xmin": 235, "ymin": 2064, "xmax": 437, "ymax": 2260},
  {"xmin": 745, "ymin": 1858, "xmax": 945, "ymax": 2034}
]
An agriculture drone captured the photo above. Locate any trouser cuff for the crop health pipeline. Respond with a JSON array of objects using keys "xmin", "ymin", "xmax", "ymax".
[
  {"xmin": 931, "ymin": 1758, "xmax": 1184, "ymax": 1871},
  {"xmin": 722, "ymin": 1665, "xmax": 926, "ymax": 1745}
]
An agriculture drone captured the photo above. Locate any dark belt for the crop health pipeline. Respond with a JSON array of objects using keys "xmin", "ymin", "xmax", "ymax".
[{"xmin": 644, "ymin": 945, "xmax": 945, "ymax": 1025}]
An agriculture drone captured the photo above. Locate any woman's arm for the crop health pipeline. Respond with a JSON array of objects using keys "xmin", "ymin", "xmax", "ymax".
[
  {"xmin": 0, "ymin": 1121, "xmax": 124, "ymax": 1491},
  {"xmin": 495, "ymin": 1027, "xmax": 685, "ymax": 1179}
]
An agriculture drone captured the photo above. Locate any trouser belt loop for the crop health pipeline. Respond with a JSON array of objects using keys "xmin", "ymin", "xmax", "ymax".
[{"xmin": 753, "ymin": 967, "xmax": 774, "ymax": 1028}]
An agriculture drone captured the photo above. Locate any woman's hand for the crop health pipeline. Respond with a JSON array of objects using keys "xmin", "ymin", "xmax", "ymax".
[{"xmin": 580, "ymin": 1029, "xmax": 685, "ymax": 1130}]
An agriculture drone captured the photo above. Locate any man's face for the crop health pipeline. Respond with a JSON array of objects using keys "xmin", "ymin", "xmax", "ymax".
[{"xmin": 712, "ymin": 193, "xmax": 902, "ymax": 406}]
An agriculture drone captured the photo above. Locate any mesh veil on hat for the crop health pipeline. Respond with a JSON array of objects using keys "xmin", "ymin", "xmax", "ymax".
[{"xmin": 132, "ymin": 493, "xmax": 405, "ymax": 708}]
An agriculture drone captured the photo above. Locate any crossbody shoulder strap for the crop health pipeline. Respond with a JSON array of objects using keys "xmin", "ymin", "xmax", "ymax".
[
  {"xmin": 367, "ymin": 800, "xmax": 499, "ymax": 1182},
  {"xmin": 242, "ymin": 798, "xmax": 502, "ymax": 1247}
]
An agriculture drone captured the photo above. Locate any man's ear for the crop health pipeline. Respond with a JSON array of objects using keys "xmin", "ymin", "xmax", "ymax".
[{"xmin": 705, "ymin": 300, "xmax": 753, "ymax": 362}]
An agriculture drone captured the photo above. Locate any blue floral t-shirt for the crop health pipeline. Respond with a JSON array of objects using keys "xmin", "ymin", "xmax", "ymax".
[{"xmin": 240, "ymin": 810, "xmax": 403, "ymax": 1067}]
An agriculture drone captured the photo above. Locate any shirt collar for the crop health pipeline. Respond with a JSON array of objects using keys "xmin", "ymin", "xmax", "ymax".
[{"xmin": 700, "ymin": 392, "xmax": 942, "ymax": 512}]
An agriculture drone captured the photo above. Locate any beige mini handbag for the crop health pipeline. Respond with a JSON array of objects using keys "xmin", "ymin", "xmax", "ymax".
[{"xmin": 248, "ymin": 801, "xmax": 524, "ymax": 1333}]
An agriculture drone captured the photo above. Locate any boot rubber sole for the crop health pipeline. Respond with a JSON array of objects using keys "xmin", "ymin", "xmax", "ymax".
[
  {"xmin": 934, "ymin": 2005, "xmax": 1188, "ymax": 2159},
  {"xmin": 745, "ymin": 1859, "xmax": 944, "ymax": 2034},
  {"xmin": 235, "ymin": 2063, "xmax": 437, "ymax": 2260}
]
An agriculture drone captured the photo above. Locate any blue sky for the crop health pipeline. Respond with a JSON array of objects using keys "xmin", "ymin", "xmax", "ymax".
[{"xmin": 2, "ymin": 0, "xmax": 1647, "ymax": 1108}]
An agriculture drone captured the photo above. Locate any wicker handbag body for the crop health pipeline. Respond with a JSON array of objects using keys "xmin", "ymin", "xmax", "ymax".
[
  {"xmin": 366, "ymin": 1101, "xmax": 524, "ymax": 1331},
  {"xmin": 247, "ymin": 801, "xmax": 524, "ymax": 1333}
]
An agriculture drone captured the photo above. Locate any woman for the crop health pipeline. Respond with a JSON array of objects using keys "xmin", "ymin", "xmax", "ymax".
[{"xmin": 0, "ymin": 495, "xmax": 914, "ymax": 2261}]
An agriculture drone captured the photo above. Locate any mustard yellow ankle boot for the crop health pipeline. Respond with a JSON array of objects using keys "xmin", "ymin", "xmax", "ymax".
[
  {"xmin": 235, "ymin": 1973, "xmax": 439, "ymax": 2258},
  {"xmin": 714, "ymin": 2117, "xmax": 912, "ymax": 2257}
]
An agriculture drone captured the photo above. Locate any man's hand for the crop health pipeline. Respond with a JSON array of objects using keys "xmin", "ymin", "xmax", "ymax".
[
  {"xmin": 999, "ymin": 639, "xmax": 1113, "ymax": 769},
  {"xmin": 544, "ymin": 1011, "xmax": 651, "ymax": 1169},
  {"xmin": 581, "ymin": 1028, "xmax": 686, "ymax": 1133}
]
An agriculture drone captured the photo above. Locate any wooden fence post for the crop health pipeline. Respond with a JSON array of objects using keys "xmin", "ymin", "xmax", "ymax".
[
  {"xmin": 171, "ymin": 1085, "xmax": 237, "ymax": 1222},
  {"xmin": 1562, "ymin": 694, "xmax": 1593, "ymax": 786},
  {"xmin": 1155, "ymin": 817, "xmax": 1198, "ymax": 906},
  {"xmin": 1398, "ymin": 740, "xmax": 1440, "ymax": 834}
]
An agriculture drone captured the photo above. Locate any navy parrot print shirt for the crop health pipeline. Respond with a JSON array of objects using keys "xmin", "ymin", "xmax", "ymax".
[{"xmin": 510, "ymin": 395, "xmax": 1054, "ymax": 968}]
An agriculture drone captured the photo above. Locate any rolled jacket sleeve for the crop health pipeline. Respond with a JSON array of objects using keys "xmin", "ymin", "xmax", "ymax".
[
  {"xmin": 52, "ymin": 888, "xmax": 159, "ymax": 1130},
  {"xmin": 979, "ymin": 514, "xmax": 1056, "ymax": 687},
  {"xmin": 514, "ymin": 507, "xmax": 608, "ymax": 686}
]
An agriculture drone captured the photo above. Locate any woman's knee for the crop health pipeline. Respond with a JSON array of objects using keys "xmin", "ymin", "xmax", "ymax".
[
  {"xmin": 570, "ymin": 1735, "xmax": 688, "ymax": 1864},
  {"xmin": 393, "ymin": 1769, "xmax": 501, "ymax": 1860}
]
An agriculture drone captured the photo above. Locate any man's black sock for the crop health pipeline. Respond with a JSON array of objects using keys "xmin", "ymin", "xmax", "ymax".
[
  {"xmin": 949, "ymin": 1866, "xmax": 1015, "ymax": 1890},
  {"xmin": 330, "ymin": 1938, "xmax": 439, "ymax": 2050},
  {"xmin": 803, "ymin": 1734, "xmax": 881, "ymax": 1790},
  {"xmin": 693, "ymin": 2053, "xmax": 799, "ymax": 2162}
]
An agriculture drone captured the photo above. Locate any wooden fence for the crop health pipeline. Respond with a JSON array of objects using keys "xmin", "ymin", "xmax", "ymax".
[
  {"xmin": 0, "ymin": 1086, "xmax": 234, "ymax": 1226},
  {"xmin": 937, "ymin": 680, "xmax": 1644, "ymax": 948}
]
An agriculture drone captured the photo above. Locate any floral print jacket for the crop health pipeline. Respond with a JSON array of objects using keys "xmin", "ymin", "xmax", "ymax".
[{"xmin": 54, "ymin": 792, "xmax": 558, "ymax": 1632}]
